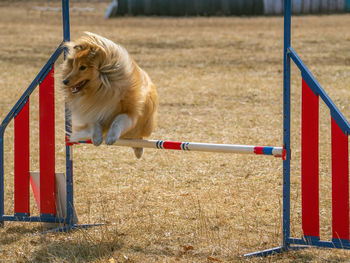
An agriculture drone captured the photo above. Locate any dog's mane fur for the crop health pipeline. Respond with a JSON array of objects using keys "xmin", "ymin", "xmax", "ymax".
[{"xmin": 76, "ymin": 32, "xmax": 135, "ymax": 91}]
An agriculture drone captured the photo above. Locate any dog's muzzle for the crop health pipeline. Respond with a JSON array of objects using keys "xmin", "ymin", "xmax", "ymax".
[{"xmin": 70, "ymin": 80, "xmax": 88, "ymax": 94}]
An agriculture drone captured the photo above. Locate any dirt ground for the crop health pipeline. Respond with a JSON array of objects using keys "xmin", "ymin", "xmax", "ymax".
[{"xmin": 0, "ymin": 1, "xmax": 350, "ymax": 262}]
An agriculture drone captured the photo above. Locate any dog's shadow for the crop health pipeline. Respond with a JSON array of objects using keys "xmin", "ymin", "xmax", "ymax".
[
  {"xmin": 1, "ymin": 224, "xmax": 124, "ymax": 262},
  {"xmin": 27, "ymin": 237, "xmax": 124, "ymax": 262},
  {"xmin": 1, "ymin": 225, "xmax": 43, "ymax": 245},
  {"xmin": 28, "ymin": 239, "xmax": 185, "ymax": 262}
]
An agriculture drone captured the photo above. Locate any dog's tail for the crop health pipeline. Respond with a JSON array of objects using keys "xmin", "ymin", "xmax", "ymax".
[{"xmin": 133, "ymin": 147, "xmax": 143, "ymax": 159}]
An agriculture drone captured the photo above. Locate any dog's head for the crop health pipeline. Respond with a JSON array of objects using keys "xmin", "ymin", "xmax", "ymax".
[
  {"xmin": 62, "ymin": 32, "xmax": 136, "ymax": 99},
  {"xmin": 62, "ymin": 42, "xmax": 103, "ymax": 94}
]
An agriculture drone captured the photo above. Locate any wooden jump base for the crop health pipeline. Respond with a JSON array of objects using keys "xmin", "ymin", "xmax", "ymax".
[
  {"xmin": 1, "ymin": 0, "xmax": 350, "ymax": 258},
  {"xmin": 67, "ymin": 138, "xmax": 285, "ymax": 158}
]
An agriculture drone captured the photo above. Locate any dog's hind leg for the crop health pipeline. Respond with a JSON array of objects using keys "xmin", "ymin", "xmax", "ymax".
[{"xmin": 105, "ymin": 114, "xmax": 134, "ymax": 145}]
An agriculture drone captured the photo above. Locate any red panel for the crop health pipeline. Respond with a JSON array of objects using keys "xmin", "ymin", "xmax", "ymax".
[
  {"xmin": 39, "ymin": 66, "xmax": 56, "ymax": 215},
  {"xmin": 331, "ymin": 117, "xmax": 349, "ymax": 241},
  {"xmin": 301, "ymin": 78, "xmax": 319, "ymax": 237},
  {"xmin": 14, "ymin": 99, "xmax": 30, "ymax": 214},
  {"xmin": 163, "ymin": 141, "xmax": 182, "ymax": 150}
]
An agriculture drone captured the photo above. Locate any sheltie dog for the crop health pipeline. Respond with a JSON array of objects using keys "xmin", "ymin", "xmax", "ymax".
[{"xmin": 61, "ymin": 32, "xmax": 158, "ymax": 158}]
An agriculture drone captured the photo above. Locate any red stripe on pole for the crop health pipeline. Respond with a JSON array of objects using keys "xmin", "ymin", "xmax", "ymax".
[
  {"xmin": 254, "ymin": 146, "xmax": 264, "ymax": 155},
  {"xmin": 163, "ymin": 141, "xmax": 182, "ymax": 150},
  {"xmin": 301, "ymin": 78, "xmax": 319, "ymax": 238},
  {"xmin": 331, "ymin": 117, "xmax": 349, "ymax": 241},
  {"xmin": 14, "ymin": 99, "xmax": 30, "ymax": 214},
  {"xmin": 39, "ymin": 66, "xmax": 56, "ymax": 215}
]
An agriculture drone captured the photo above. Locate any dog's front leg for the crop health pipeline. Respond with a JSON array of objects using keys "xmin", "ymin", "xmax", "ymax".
[
  {"xmin": 105, "ymin": 114, "xmax": 134, "ymax": 145},
  {"xmin": 92, "ymin": 122, "xmax": 103, "ymax": 146}
]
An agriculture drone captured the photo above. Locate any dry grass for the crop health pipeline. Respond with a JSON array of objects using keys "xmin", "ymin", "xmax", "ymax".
[{"xmin": 1, "ymin": 1, "xmax": 350, "ymax": 262}]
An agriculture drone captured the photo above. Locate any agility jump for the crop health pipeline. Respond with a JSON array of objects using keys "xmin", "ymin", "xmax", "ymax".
[
  {"xmin": 0, "ymin": 0, "xmax": 350, "ymax": 258},
  {"xmin": 68, "ymin": 138, "xmax": 285, "ymax": 158}
]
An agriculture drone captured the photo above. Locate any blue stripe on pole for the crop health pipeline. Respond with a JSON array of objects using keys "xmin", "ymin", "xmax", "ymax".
[
  {"xmin": 263, "ymin": 147, "xmax": 274, "ymax": 155},
  {"xmin": 182, "ymin": 142, "xmax": 189, "ymax": 151}
]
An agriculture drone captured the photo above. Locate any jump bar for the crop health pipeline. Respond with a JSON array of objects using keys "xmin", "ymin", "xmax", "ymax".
[{"xmin": 67, "ymin": 138, "xmax": 285, "ymax": 158}]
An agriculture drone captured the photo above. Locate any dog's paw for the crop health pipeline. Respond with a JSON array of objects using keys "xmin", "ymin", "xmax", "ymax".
[
  {"xmin": 133, "ymin": 147, "xmax": 143, "ymax": 159},
  {"xmin": 92, "ymin": 133, "xmax": 103, "ymax": 146},
  {"xmin": 105, "ymin": 126, "xmax": 121, "ymax": 145}
]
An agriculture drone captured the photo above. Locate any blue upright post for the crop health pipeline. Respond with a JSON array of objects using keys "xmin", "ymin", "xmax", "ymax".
[
  {"xmin": 244, "ymin": 0, "xmax": 292, "ymax": 256},
  {"xmin": 50, "ymin": 0, "xmax": 103, "ymax": 232},
  {"xmin": 62, "ymin": 0, "xmax": 70, "ymax": 43},
  {"xmin": 0, "ymin": 132, "xmax": 4, "ymax": 227},
  {"xmin": 62, "ymin": 0, "xmax": 75, "ymax": 229},
  {"xmin": 282, "ymin": 0, "xmax": 291, "ymax": 251}
]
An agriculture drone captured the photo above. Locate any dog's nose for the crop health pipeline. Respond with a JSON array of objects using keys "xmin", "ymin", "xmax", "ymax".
[{"xmin": 62, "ymin": 79, "xmax": 69, "ymax": 85}]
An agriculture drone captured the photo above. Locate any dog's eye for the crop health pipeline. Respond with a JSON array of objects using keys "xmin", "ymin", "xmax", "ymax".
[{"xmin": 79, "ymin": 65, "xmax": 86, "ymax": 71}]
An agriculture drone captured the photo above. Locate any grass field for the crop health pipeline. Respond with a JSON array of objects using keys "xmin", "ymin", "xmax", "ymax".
[{"xmin": 1, "ymin": 1, "xmax": 350, "ymax": 262}]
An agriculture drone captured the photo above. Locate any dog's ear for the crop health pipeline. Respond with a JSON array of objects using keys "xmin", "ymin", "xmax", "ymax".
[
  {"xmin": 88, "ymin": 46, "xmax": 99, "ymax": 57},
  {"xmin": 63, "ymin": 42, "xmax": 76, "ymax": 54}
]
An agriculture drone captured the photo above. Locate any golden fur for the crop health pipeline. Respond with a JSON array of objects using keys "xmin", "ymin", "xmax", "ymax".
[{"xmin": 61, "ymin": 32, "xmax": 158, "ymax": 158}]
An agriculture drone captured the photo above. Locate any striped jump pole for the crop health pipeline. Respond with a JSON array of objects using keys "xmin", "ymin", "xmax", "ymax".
[{"xmin": 67, "ymin": 138, "xmax": 286, "ymax": 158}]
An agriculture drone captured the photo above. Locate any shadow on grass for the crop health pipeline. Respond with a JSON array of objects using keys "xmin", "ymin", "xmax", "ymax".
[
  {"xmin": 5, "ymin": 225, "xmax": 43, "ymax": 234},
  {"xmin": 1, "ymin": 225, "xmax": 43, "ymax": 245},
  {"xmin": 27, "ymin": 239, "xmax": 185, "ymax": 262},
  {"xmin": 129, "ymin": 244, "xmax": 176, "ymax": 257},
  {"xmin": 26, "ymin": 238, "xmax": 124, "ymax": 263},
  {"xmin": 21, "ymin": 232, "xmax": 220, "ymax": 262}
]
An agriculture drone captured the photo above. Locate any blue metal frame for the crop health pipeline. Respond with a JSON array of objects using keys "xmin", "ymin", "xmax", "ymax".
[
  {"xmin": 288, "ymin": 47, "xmax": 350, "ymax": 135},
  {"xmin": 0, "ymin": 0, "xmax": 102, "ymax": 232},
  {"xmin": 247, "ymin": 0, "xmax": 350, "ymax": 257},
  {"xmin": 0, "ymin": 44, "xmax": 64, "ymax": 225}
]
